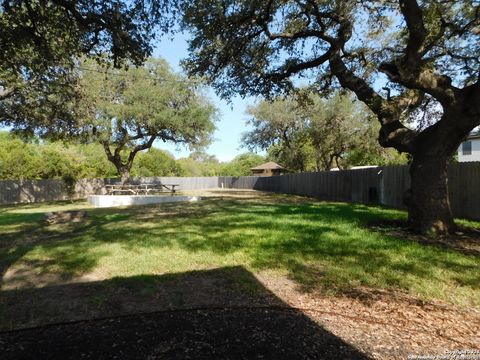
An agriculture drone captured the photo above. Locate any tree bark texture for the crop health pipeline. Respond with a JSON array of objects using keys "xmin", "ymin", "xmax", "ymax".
[{"xmin": 405, "ymin": 155, "xmax": 455, "ymax": 235}]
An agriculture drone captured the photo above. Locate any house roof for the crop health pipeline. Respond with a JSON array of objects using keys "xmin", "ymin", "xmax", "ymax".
[
  {"xmin": 251, "ymin": 161, "xmax": 285, "ymax": 170},
  {"xmin": 467, "ymin": 133, "xmax": 480, "ymax": 140}
]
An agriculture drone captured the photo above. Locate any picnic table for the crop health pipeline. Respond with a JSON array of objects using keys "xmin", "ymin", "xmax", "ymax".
[{"xmin": 105, "ymin": 184, "xmax": 179, "ymax": 195}]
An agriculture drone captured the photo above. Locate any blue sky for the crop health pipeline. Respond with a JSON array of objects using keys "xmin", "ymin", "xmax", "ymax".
[{"xmin": 153, "ymin": 33, "xmax": 258, "ymax": 162}]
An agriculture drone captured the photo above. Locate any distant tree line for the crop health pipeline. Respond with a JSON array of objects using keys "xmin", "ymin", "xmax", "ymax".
[
  {"xmin": 0, "ymin": 132, "xmax": 267, "ymax": 180},
  {"xmin": 0, "ymin": 124, "xmax": 406, "ymax": 180}
]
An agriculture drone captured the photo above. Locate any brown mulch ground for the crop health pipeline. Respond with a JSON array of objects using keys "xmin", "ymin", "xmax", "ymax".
[{"xmin": 256, "ymin": 272, "xmax": 480, "ymax": 360}]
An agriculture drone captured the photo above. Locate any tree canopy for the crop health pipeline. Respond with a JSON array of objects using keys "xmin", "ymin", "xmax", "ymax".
[
  {"xmin": 132, "ymin": 148, "xmax": 187, "ymax": 178},
  {"xmin": 180, "ymin": 0, "xmax": 480, "ymax": 234},
  {"xmin": 244, "ymin": 96, "xmax": 310, "ymax": 171},
  {"xmin": 244, "ymin": 92, "xmax": 407, "ymax": 172},
  {"xmin": 219, "ymin": 153, "xmax": 266, "ymax": 176},
  {"xmin": 0, "ymin": 0, "xmax": 174, "ymax": 136}
]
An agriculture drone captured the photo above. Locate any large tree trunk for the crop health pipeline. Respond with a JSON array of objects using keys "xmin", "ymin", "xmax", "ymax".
[
  {"xmin": 403, "ymin": 105, "xmax": 476, "ymax": 236},
  {"xmin": 405, "ymin": 154, "xmax": 455, "ymax": 235}
]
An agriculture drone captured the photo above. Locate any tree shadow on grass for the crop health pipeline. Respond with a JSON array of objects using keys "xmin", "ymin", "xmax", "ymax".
[
  {"xmin": 0, "ymin": 208, "xmax": 132, "ymax": 284},
  {"xmin": 1, "ymin": 197, "xmax": 478, "ymax": 307},
  {"xmin": 161, "ymin": 201, "xmax": 479, "ymax": 304},
  {"xmin": 0, "ymin": 266, "xmax": 370, "ymax": 360}
]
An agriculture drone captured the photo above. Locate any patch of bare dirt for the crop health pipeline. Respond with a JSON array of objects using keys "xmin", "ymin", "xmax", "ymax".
[
  {"xmin": 1, "ymin": 259, "xmax": 102, "ymax": 291},
  {"xmin": 44, "ymin": 211, "xmax": 88, "ymax": 225}
]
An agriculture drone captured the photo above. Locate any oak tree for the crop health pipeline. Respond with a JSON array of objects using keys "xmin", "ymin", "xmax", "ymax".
[
  {"xmin": 180, "ymin": 0, "xmax": 480, "ymax": 234},
  {"xmin": 80, "ymin": 59, "xmax": 216, "ymax": 182},
  {"xmin": 243, "ymin": 97, "xmax": 311, "ymax": 171}
]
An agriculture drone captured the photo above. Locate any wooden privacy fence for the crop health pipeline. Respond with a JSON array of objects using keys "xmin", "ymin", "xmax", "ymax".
[
  {"xmin": 1, "ymin": 163, "xmax": 479, "ymax": 220},
  {"xmin": 0, "ymin": 178, "xmax": 106, "ymax": 204},
  {"xmin": 221, "ymin": 162, "xmax": 480, "ymax": 221},
  {"xmin": 0, "ymin": 177, "xmax": 218, "ymax": 205},
  {"xmin": 220, "ymin": 169, "xmax": 381, "ymax": 203}
]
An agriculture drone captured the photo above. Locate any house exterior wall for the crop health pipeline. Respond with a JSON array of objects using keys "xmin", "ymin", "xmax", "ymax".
[{"xmin": 458, "ymin": 138, "xmax": 480, "ymax": 162}]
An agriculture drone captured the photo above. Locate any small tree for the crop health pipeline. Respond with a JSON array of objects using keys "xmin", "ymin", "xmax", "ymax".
[
  {"xmin": 0, "ymin": 132, "xmax": 41, "ymax": 179},
  {"xmin": 81, "ymin": 59, "xmax": 216, "ymax": 183},
  {"xmin": 133, "ymin": 148, "xmax": 185, "ymax": 177}
]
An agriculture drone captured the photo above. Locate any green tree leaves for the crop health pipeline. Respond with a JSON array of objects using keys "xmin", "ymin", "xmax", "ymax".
[
  {"xmin": 78, "ymin": 58, "xmax": 217, "ymax": 180},
  {"xmin": 244, "ymin": 93, "xmax": 408, "ymax": 172},
  {"xmin": 0, "ymin": 132, "xmax": 117, "ymax": 180},
  {"xmin": 0, "ymin": 131, "xmax": 267, "ymax": 180},
  {"xmin": 133, "ymin": 148, "xmax": 186, "ymax": 177},
  {"xmin": 0, "ymin": 0, "xmax": 175, "ymax": 136},
  {"xmin": 219, "ymin": 153, "xmax": 266, "ymax": 176}
]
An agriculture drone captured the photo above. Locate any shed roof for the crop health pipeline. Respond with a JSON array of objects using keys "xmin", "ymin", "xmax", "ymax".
[{"xmin": 251, "ymin": 161, "xmax": 285, "ymax": 170}]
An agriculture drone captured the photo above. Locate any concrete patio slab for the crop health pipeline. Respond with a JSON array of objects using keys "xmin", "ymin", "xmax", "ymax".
[{"xmin": 88, "ymin": 195, "xmax": 200, "ymax": 208}]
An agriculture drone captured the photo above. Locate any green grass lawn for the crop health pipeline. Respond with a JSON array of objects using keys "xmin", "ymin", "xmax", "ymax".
[{"xmin": 1, "ymin": 190, "xmax": 479, "ymax": 310}]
